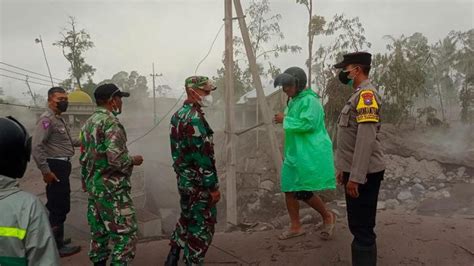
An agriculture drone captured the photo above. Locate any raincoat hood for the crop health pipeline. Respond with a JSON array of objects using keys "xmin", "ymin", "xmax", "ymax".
[{"xmin": 0, "ymin": 175, "xmax": 21, "ymax": 200}]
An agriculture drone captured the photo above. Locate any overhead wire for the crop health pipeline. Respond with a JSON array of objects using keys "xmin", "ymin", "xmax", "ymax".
[
  {"xmin": 0, "ymin": 73, "xmax": 51, "ymax": 87},
  {"xmin": 127, "ymin": 22, "xmax": 225, "ymax": 146},
  {"xmin": 0, "ymin": 61, "xmax": 64, "ymax": 81},
  {"xmin": 0, "ymin": 67, "xmax": 55, "ymax": 84}
]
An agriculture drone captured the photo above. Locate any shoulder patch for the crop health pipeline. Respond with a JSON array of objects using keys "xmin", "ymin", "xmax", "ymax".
[
  {"xmin": 356, "ymin": 90, "xmax": 379, "ymax": 123},
  {"xmin": 41, "ymin": 119, "xmax": 51, "ymax": 129}
]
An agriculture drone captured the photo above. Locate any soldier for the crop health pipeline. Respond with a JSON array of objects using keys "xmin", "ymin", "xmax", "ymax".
[
  {"xmin": 32, "ymin": 87, "xmax": 81, "ymax": 257},
  {"xmin": 334, "ymin": 52, "xmax": 385, "ymax": 266},
  {"xmin": 0, "ymin": 116, "xmax": 60, "ymax": 266},
  {"xmin": 165, "ymin": 76, "xmax": 221, "ymax": 266},
  {"xmin": 80, "ymin": 83, "xmax": 144, "ymax": 266}
]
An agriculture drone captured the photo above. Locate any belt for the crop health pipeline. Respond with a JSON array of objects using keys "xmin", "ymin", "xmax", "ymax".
[{"xmin": 48, "ymin": 157, "xmax": 71, "ymax": 162}]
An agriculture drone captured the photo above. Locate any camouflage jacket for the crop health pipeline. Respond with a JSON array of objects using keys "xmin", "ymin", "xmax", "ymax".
[
  {"xmin": 80, "ymin": 107, "xmax": 133, "ymax": 197},
  {"xmin": 170, "ymin": 101, "xmax": 218, "ymax": 193}
]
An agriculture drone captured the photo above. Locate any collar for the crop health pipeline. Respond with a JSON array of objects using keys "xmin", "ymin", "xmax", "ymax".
[{"xmin": 355, "ymin": 79, "xmax": 371, "ymax": 92}]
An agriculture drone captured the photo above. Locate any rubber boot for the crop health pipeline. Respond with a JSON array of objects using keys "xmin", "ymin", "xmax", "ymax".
[
  {"xmin": 93, "ymin": 259, "xmax": 107, "ymax": 266},
  {"xmin": 164, "ymin": 245, "xmax": 181, "ymax": 266},
  {"xmin": 351, "ymin": 242, "xmax": 377, "ymax": 266},
  {"xmin": 52, "ymin": 225, "xmax": 81, "ymax": 258},
  {"xmin": 57, "ymin": 224, "xmax": 71, "ymax": 245}
]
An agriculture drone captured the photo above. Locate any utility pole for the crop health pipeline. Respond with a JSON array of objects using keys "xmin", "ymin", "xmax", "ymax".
[
  {"xmin": 150, "ymin": 63, "xmax": 163, "ymax": 125},
  {"xmin": 233, "ymin": 0, "xmax": 282, "ymax": 177},
  {"xmin": 35, "ymin": 35, "xmax": 54, "ymax": 87},
  {"xmin": 224, "ymin": 0, "xmax": 238, "ymax": 227},
  {"xmin": 25, "ymin": 76, "xmax": 38, "ymax": 107}
]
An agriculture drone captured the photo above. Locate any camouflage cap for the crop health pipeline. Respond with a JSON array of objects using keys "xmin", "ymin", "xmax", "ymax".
[{"xmin": 185, "ymin": 76, "xmax": 217, "ymax": 91}]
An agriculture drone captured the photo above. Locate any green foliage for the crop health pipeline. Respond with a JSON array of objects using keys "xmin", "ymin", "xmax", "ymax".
[{"xmin": 54, "ymin": 16, "xmax": 95, "ymax": 90}]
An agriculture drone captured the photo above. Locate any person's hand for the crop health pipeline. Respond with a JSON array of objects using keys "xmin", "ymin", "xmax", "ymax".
[
  {"xmin": 336, "ymin": 170, "xmax": 344, "ymax": 185},
  {"xmin": 132, "ymin": 155, "xmax": 144, "ymax": 166},
  {"xmin": 43, "ymin": 172, "xmax": 59, "ymax": 184},
  {"xmin": 346, "ymin": 180, "xmax": 360, "ymax": 198},
  {"xmin": 274, "ymin": 112, "xmax": 284, "ymax": 124},
  {"xmin": 210, "ymin": 190, "xmax": 221, "ymax": 205}
]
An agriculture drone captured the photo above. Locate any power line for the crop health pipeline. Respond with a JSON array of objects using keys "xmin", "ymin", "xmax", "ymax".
[
  {"xmin": 0, "ymin": 73, "xmax": 51, "ymax": 87},
  {"xmin": 0, "ymin": 102, "xmax": 35, "ymax": 109},
  {"xmin": 194, "ymin": 23, "xmax": 225, "ymax": 75},
  {"xmin": 0, "ymin": 61, "xmax": 64, "ymax": 82},
  {"xmin": 0, "ymin": 67, "xmax": 55, "ymax": 84},
  {"xmin": 127, "ymin": 92, "xmax": 185, "ymax": 146}
]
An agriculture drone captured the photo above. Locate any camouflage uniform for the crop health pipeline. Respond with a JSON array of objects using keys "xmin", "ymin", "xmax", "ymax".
[
  {"xmin": 169, "ymin": 76, "xmax": 218, "ymax": 265},
  {"xmin": 80, "ymin": 107, "xmax": 137, "ymax": 265}
]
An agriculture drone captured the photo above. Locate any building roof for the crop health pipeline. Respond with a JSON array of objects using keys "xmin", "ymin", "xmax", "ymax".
[
  {"xmin": 237, "ymin": 86, "xmax": 280, "ymax": 104},
  {"xmin": 69, "ymin": 88, "xmax": 93, "ymax": 104}
]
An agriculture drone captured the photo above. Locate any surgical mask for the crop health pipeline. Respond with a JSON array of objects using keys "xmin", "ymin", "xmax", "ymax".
[
  {"xmin": 57, "ymin": 101, "xmax": 69, "ymax": 113},
  {"xmin": 111, "ymin": 99, "xmax": 122, "ymax": 116},
  {"xmin": 338, "ymin": 67, "xmax": 357, "ymax": 86},
  {"xmin": 192, "ymin": 89, "xmax": 213, "ymax": 107}
]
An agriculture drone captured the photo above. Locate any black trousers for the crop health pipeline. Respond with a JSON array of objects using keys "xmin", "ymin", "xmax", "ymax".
[
  {"xmin": 46, "ymin": 159, "xmax": 72, "ymax": 227},
  {"xmin": 343, "ymin": 171, "xmax": 384, "ymax": 247}
]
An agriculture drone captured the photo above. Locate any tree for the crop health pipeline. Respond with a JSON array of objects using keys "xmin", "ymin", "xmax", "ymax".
[
  {"xmin": 214, "ymin": 0, "xmax": 301, "ymax": 103},
  {"xmin": 378, "ymin": 33, "xmax": 430, "ymax": 124},
  {"xmin": 296, "ymin": 0, "xmax": 325, "ymax": 88},
  {"xmin": 98, "ymin": 71, "xmax": 149, "ymax": 102},
  {"xmin": 54, "ymin": 16, "xmax": 95, "ymax": 90}
]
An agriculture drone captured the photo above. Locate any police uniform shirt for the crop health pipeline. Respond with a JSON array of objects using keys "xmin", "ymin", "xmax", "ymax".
[
  {"xmin": 336, "ymin": 79, "xmax": 385, "ymax": 184},
  {"xmin": 32, "ymin": 108, "xmax": 79, "ymax": 174}
]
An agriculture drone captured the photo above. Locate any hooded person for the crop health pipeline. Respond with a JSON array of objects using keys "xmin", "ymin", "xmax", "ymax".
[
  {"xmin": 0, "ymin": 116, "xmax": 60, "ymax": 266},
  {"xmin": 273, "ymin": 67, "xmax": 337, "ymax": 241}
]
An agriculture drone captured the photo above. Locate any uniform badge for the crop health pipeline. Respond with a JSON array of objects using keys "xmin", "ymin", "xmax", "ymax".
[
  {"xmin": 361, "ymin": 91, "xmax": 374, "ymax": 105},
  {"xmin": 42, "ymin": 120, "xmax": 51, "ymax": 129}
]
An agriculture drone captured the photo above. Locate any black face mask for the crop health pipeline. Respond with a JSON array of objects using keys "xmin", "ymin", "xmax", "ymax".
[
  {"xmin": 57, "ymin": 101, "xmax": 69, "ymax": 112},
  {"xmin": 338, "ymin": 70, "xmax": 351, "ymax": 85}
]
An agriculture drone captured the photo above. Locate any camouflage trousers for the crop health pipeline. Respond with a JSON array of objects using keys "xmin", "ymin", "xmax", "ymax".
[
  {"xmin": 170, "ymin": 189, "xmax": 217, "ymax": 265},
  {"xmin": 87, "ymin": 191, "xmax": 138, "ymax": 265}
]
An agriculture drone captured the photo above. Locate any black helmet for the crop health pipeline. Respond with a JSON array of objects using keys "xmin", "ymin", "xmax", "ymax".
[
  {"xmin": 274, "ymin": 67, "xmax": 307, "ymax": 92},
  {"xmin": 0, "ymin": 116, "xmax": 32, "ymax": 178}
]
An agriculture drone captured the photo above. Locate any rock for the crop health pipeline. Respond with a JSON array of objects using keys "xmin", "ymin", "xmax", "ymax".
[
  {"xmin": 441, "ymin": 190, "xmax": 451, "ymax": 198},
  {"xmin": 438, "ymin": 183, "xmax": 445, "ymax": 188},
  {"xmin": 397, "ymin": 190, "xmax": 414, "ymax": 201},
  {"xmin": 428, "ymin": 186, "xmax": 437, "ymax": 191},
  {"xmin": 405, "ymin": 200, "xmax": 418, "ymax": 210},
  {"xmin": 400, "ymin": 180, "xmax": 407, "ymax": 186},
  {"xmin": 457, "ymin": 167, "xmax": 466, "ymax": 178},
  {"xmin": 437, "ymin": 173, "xmax": 447, "ymax": 181},
  {"xmin": 385, "ymin": 199, "xmax": 400, "ymax": 210},
  {"xmin": 377, "ymin": 201, "xmax": 386, "ymax": 210},
  {"xmin": 402, "ymin": 177, "xmax": 410, "ymax": 182},
  {"xmin": 331, "ymin": 208, "xmax": 342, "ymax": 217},
  {"xmin": 425, "ymin": 191, "xmax": 443, "ymax": 199},
  {"xmin": 301, "ymin": 214, "xmax": 314, "ymax": 224},
  {"xmin": 260, "ymin": 180, "xmax": 275, "ymax": 192},
  {"xmin": 413, "ymin": 184, "xmax": 425, "ymax": 191},
  {"xmin": 336, "ymin": 200, "xmax": 346, "ymax": 207},
  {"xmin": 413, "ymin": 178, "xmax": 422, "ymax": 184}
]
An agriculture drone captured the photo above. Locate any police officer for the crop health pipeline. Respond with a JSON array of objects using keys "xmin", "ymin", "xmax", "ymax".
[
  {"xmin": 0, "ymin": 116, "xmax": 60, "ymax": 265},
  {"xmin": 32, "ymin": 87, "xmax": 81, "ymax": 257},
  {"xmin": 334, "ymin": 52, "xmax": 385, "ymax": 266},
  {"xmin": 80, "ymin": 83, "xmax": 143, "ymax": 266},
  {"xmin": 165, "ymin": 76, "xmax": 221, "ymax": 266}
]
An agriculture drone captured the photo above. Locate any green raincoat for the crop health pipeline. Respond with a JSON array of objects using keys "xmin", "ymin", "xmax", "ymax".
[{"xmin": 281, "ymin": 88, "xmax": 336, "ymax": 192}]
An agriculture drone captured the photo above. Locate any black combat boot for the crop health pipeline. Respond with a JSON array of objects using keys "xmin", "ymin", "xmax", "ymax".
[
  {"xmin": 351, "ymin": 242, "xmax": 377, "ymax": 266},
  {"xmin": 52, "ymin": 225, "xmax": 81, "ymax": 257},
  {"xmin": 93, "ymin": 259, "xmax": 107, "ymax": 266},
  {"xmin": 164, "ymin": 245, "xmax": 181, "ymax": 266},
  {"xmin": 57, "ymin": 224, "xmax": 71, "ymax": 245}
]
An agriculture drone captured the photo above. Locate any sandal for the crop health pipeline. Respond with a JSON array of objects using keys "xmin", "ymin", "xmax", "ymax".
[
  {"xmin": 320, "ymin": 211, "xmax": 336, "ymax": 240},
  {"xmin": 278, "ymin": 230, "xmax": 306, "ymax": 240}
]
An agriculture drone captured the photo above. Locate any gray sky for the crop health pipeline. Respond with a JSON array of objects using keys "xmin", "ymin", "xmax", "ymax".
[{"xmin": 0, "ymin": 0, "xmax": 472, "ymax": 102}]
